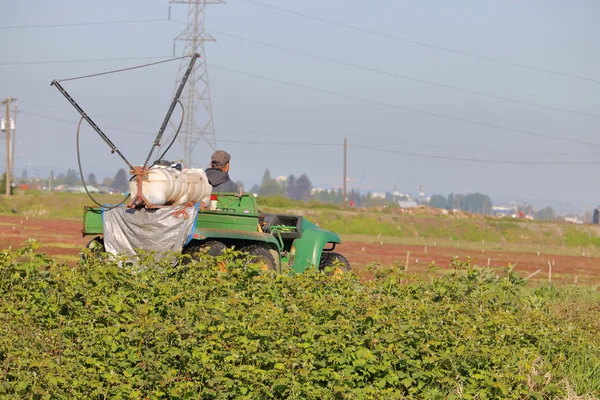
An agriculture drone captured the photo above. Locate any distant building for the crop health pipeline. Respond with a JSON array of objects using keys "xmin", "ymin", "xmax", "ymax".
[
  {"xmin": 564, "ymin": 216, "xmax": 584, "ymax": 225},
  {"xmin": 398, "ymin": 200, "xmax": 418, "ymax": 209},
  {"xmin": 69, "ymin": 185, "xmax": 100, "ymax": 193},
  {"xmin": 371, "ymin": 192, "xmax": 386, "ymax": 199},
  {"xmin": 492, "ymin": 205, "xmax": 514, "ymax": 217},
  {"xmin": 393, "ymin": 191, "xmax": 412, "ymax": 201}
]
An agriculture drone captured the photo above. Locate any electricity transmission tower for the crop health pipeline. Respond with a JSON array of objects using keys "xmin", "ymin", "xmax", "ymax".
[{"xmin": 169, "ymin": 0, "xmax": 223, "ymax": 166}]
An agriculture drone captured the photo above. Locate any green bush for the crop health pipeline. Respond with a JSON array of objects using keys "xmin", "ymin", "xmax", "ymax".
[
  {"xmin": 1, "ymin": 243, "xmax": 599, "ymax": 399},
  {"xmin": 564, "ymin": 229, "xmax": 600, "ymax": 248}
]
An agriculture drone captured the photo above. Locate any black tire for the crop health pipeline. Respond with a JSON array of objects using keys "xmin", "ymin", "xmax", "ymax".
[
  {"xmin": 183, "ymin": 240, "xmax": 227, "ymax": 263},
  {"xmin": 241, "ymin": 244, "xmax": 277, "ymax": 271},
  {"xmin": 319, "ymin": 252, "xmax": 351, "ymax": 275},
  {"xmin": 81, "ymin": 236, "xmax": 105, "ymax": 260}
]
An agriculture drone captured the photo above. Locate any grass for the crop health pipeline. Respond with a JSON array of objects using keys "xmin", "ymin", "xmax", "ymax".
[
  {"xmin": 342, "ymin": 234, "xmax": 599, "ymax": 257},
  {"xmin": 302, "ymin": 210, "xmax": 600, "ymax": 250},
  {"xmin": 43, "ymin": 242, "xmax": 84, "ymax": 249},
  {"xmin": 5, "ymin": 192, "xmax": 600, "ymax": 251},
  {"xmin": 0, "ymin": 191, "xmax": 126, "ymax": 219}
]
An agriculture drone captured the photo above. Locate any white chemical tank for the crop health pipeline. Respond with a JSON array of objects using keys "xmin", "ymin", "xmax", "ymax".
[
  {"xmin": 180, "ymin": 168, "xmax": 212, "ymax": 206},
  {"xmin": 128, "ymin": 165, "xmax": 212, "ymax": 206}
]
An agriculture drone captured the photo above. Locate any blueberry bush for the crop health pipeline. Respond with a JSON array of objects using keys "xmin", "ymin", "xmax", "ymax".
[{"xmin": 0, "ymin": 242, "xmax": 599, "ymax": 399}]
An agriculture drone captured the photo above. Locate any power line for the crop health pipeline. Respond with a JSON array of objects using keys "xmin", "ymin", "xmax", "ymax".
[
  {"xmin": 20, "ymin": 108, "xmax": 600, "ymax": 157},
  {"xmin": 240, "ymin": 0, "xmax": 600, "ymax": 84},
  {"xmin": 55, "ymin": 55, "xmax": 190, "ymax": 82},
  {"xmin": 219, "ymin": 139, "xmax": 339, "ymax": 147},
  {"xmin": 350, "ymin": 144, "xmax": 600, "ymax": 165},
  {"xmin": 20, "ymin": 109, "xmax": 600, "ymax": 165},
  {"xmin": 0, "ymin": 18, "xmax": 171, "ymax": 30},
  {"xmin": 0, "ymin": 55, "xmax": 174, "ymax": 67},
  {"xmin": 4, "ymin": 33, "xmax": 595, "ymax": 119},
  {"xmin": 21, "ymin": 101, "xmax": 163, "ymax": 126},
  {"xmin": 211, "ymin": 29, "xmax": 600, "ymax": 119},
  {"xmin": 18, "ymin": 111, "xmax": 155, "ymax": 136},
  {"xmin": 208, "ymin": 63, "xmax": 600, "ymax": 148},
  {"xmin": 348, "ymin": 135, "xmax": 600, "ymax": 157}
]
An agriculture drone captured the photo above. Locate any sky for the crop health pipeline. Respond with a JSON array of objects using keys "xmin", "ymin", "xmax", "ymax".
[{"xmin": 1, "ymin": 0, "xmax": 599, "ymax": 212}]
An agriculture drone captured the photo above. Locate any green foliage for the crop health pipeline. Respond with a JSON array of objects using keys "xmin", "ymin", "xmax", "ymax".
[
  {"xmin": 258, "ymin": 169, "xmax": 283, "ymax": 197},
  {"xmin": 428, "ymin": 194, "xmax": 447, "ymax": 209},
  {"xmin": 87, "ymin": 173, "xmax": 99, "ymax": 187},
  {"xmin": 63, "ymin": 168, "xmax": 79, "ymax": 187},
  {"xmin": 564, "ymin": 229, "xmax": 600, "ymax": 248},
  {"xmin": 287, "ymin": 173, "xmax": 312, "ymax": 201},
  {"xmin": 0, "ymin": 192, "xmax": 125, "ymax": 219},
  {"xmin": 112, "ymin": 168, "xmax": 129, "ymax": 193},
  {"xmin": 1, "ymin": 243, "xmax": 599, "ymax": 398},
  {"xmin": 535, "ymin": 207, "xmax": 556, "ymax": 221},
  {"xmin": 0, "ymin": 173, "xmax": 6, "ymax": 195},
  {"xmin": 447, "ymin": 192, "xmax": 493, "ymax": 214}
]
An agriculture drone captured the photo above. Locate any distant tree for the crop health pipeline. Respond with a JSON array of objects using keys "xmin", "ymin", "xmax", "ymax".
[
  {"xmin": 261, "ymin": 169, "xmax": 272, "ymax": 183},
  {"xmin": 112, "ymin": 168, "xmax": 129, "ymax": 193},
  {"xmin": 465, "ymin": 193, "xmax": 493, "ymax": 215},
  {"xmin": 292, "ymin": 174, "xmax": 313, "ymax": 201},
  {"xmin": 0, "ymin": 173, "xmax": 6, "ymax": 194},
  {"xmin": 63, "ymin": 168, "xmax": 79, "ymax": 186},
  {"xmin": 20, "ymin": 169, "xmax": 28, "ymax": 181},
  {"xmin": 535, "ymin": 207, "xmax": 556, "ymax": 221},
  {"xmin": 429, "ymin": 194, "xmax": 447, "ymax": 209},
  {"xmin": 447, "ymin": 193, "xmax": 462, "ymax": 210},
  {"xmin": 55, "ymin": 172, "xmax": 66, "ymax": 184},
  {"xmin": 248, "ymin": 184, "xmax": 260, "ymax": 194},
  {"xmin": 87, "ymin": 173, "xmax": 98, "ymax": 187},
  {"xmin": 348, "ymin": 188, "xmax": 361, "ymax": 206},
  {"xmin": 446, "ymin": 193, "xmax": 492, "ymax": 215},
  {"xmin": 285, "ymin": 174, "xmax": 297, "ymax": 198},
  {"xmin": 102, "ymin": 176, "xmax": 113, "ymax": 187},
  {"xmin": 258, "ymin": 169, "xmax": 283, "ymax": 197},
  {"xmin": 335, "ymin": 188, "xmax": 343, "ymax": 204}
]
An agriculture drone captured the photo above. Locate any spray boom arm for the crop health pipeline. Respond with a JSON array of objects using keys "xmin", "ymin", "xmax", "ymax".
[
  {"xmin": 50, "ymin": 80, "xmax": 135, "ymax": 170},
  {"xmin": 50, "ymin": 53, "xmax": 201, "ymax": 208}
]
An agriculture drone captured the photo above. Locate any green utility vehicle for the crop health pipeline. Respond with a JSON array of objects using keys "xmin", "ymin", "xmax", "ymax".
[{"xmin": 82, "ymin": 193, "xmax": 350, "ymax": 274}]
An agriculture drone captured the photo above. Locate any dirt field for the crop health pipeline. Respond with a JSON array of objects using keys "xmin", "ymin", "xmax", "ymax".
[
  {"xmin": 1, "ymin": 215, "xmax": 598, "ymax": 284},
  {"xmin": 336, "ymin": 242, "xmax": 600, "ymax": 284}
]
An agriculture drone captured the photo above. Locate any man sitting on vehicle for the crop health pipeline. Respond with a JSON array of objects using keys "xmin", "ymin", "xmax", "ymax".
[{"xmin": 205, "ymin": 150, "xmax": 239, "ymax": 192}]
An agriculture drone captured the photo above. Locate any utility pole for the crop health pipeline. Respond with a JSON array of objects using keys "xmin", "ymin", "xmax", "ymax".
[
  {"xmin": 343, "ymin": 137, "xmax": 348, "ymax": 206},
  {"xmin": 168, "ymin": 0, "xmax": 223, "ymax": 167},
  {"xmin": 10, "ymin": 100, "xmax": 17, "ymax": 174},
  {"xmin": 2, "ymin": 98, "xmax": 15, "ymax": 196}
]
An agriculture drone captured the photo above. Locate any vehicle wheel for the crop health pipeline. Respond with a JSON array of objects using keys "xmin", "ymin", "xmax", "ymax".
[
  {"xmin": 183, "ymin": 240, "xmax": 227, "ymax": 259},
  {"xmin": 319, "ymin": 252, "xmax": 351, "ymax": 275},
  {"xmin": 81, "ymin": 236, "xmax": 105, "ymax": 260},
  {"xmin": 241, "ymin": 244, "xmax": 277, "ymax": 271}
]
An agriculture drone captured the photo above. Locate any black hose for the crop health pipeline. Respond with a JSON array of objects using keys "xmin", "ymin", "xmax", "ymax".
[
  {"xmin": 76, "ymin": 117, "xmax": 129, "ymax": 209},
  {"xmin": 157, "ymin": 99, "xmax": 185, "ymax": 163}
]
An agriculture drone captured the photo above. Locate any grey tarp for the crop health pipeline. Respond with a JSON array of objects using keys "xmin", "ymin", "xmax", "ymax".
[{"xmin": 103, "ymin": 205, "xmax": 199, "ymax": 258}]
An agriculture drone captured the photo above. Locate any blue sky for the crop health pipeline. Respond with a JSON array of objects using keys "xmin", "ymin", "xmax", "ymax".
[{"xmin": 1, "ymin": 0, "xmax": 599, "ymax": 211}]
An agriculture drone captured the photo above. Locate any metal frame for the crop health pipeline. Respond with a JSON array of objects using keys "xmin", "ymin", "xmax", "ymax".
[{"xmin": 51, "ymin": 54, "xmax": 200, "ymax": 209}]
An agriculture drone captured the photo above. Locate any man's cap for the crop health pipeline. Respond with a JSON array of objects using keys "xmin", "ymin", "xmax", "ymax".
[{"xmin": 211, "ymin": 150, "xmax": 231, "ymax": 167}]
